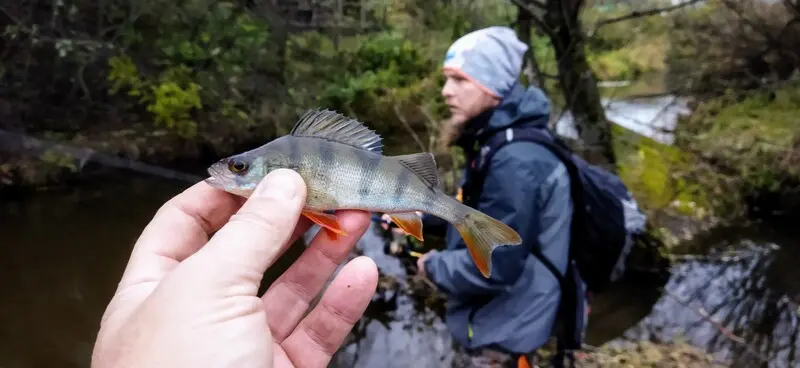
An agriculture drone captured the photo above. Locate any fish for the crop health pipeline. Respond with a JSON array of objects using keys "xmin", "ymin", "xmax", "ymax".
[{"xmin": 204, "ymin": 108, "xmax": 522, "ymax": 278}]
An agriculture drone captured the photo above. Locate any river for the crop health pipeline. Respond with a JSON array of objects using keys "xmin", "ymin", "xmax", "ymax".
[
  {"xmin": 3, "ymin": 170, "xmax": 800, "ymax": 368},
  {"xmin": 2, "ymin": 91, "xmax": 799, "ymax": 367}
]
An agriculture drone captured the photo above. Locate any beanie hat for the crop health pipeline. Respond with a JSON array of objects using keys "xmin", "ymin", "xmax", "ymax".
[{"xmin": 442, "ymin": 26, "xmax": 528, "ymax": 98}]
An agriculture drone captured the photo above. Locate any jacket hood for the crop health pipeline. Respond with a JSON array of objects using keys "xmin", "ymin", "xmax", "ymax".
[{"xmin": 455, "ymin": 82, "xmax": 551, "ymax": 150}]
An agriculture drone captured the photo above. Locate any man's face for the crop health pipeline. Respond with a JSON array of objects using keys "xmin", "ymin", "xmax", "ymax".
[{"xmin": 440, "ymin": 68, "xmax": 500, "ymax": 130}]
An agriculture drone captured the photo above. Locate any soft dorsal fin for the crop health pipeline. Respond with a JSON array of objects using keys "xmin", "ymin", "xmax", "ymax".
[
  {"xmin": 393, "ymin": 152, "xmax": 440, "ymax": 188},
  {"xmin": 290, "ymin": 109, "xmax": 382, "ymax": 154}
]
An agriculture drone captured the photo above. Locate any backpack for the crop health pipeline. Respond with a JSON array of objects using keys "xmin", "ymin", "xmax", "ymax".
[{"xmin": 463, "ymin": 124, "xmax": 647, "ymax": 294}]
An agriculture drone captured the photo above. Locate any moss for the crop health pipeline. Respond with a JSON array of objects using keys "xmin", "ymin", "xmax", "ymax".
[
  {"xmin": 612, "ymin": 124, "xmax": 710, "ymax": 220},
  {"xmin": 679, "ymin": 84, "xmax": 800, "ymax": 212}
]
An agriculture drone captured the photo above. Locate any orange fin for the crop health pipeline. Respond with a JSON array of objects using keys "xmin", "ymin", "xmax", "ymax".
[
  {"xmin": 302, "ymin": 210, "xmax": 347, "ymax": 236},
  {"xmin": 454, "ymin": 209, "xmax": 522, "ymax": 278},
  {"xmin": 388, "ymin": 212, "xmax": 424, "ymax": 241}
]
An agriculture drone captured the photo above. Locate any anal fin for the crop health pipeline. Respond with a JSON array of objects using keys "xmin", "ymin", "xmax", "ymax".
[
  {"xmin": 302, "ymin": 210, "xmax": 347, "ymax": 237},
  {"xmin": 388, "ymin": 212, "xmax": 423, "ymax": 241}
]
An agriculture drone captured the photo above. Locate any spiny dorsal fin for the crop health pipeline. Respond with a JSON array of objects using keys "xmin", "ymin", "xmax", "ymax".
[
  {"xmin": 393, "ymin": 152, "xmax": 440, "ymax": 188},
  {"xmin": 290, "ymin": 109, "xmax": 382, "ymax": 154}
]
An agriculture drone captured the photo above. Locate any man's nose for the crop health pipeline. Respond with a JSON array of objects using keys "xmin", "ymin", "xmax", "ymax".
[{"xmin": 441, "ymin": 80, "xmax": 454, "ymax": 97}]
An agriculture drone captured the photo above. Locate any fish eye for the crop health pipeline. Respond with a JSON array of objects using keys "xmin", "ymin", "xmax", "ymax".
[{"xmin": 228, "ymin": 160, "xmax": 249, "ymax": 174}]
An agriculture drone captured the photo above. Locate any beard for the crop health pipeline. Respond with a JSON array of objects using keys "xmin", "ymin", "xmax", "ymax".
[{"xmin": 437, "ymin": 117, "xmax": 465, "ymax": 152}]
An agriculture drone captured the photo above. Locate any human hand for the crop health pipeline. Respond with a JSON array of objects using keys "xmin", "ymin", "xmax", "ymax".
[
  {"xmin": 91, "ymin": 169, "xmax": 378, "ymax": 368},
  {"xmin": 416, "ymin": 250, "xmax": 438, "ymax": 278}
]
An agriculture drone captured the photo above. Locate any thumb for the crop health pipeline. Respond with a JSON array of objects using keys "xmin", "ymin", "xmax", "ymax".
[{"xmin": 189, "ymin": 168, "xmax": 307, "ymax": 292}]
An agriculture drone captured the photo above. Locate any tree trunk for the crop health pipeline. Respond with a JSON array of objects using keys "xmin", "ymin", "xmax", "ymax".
[
  {"xmin": 544, "ymin": 0, "xmax": 616, "ymax": 169},
  {"xmin": 516, "ymin": 7, "xmax": 547, "ymax": 93}
]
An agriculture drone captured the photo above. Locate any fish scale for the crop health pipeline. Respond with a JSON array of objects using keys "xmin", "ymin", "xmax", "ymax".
[{"xmin": 204, "ymin": 108, "xmax": 522, "ymax": 278}]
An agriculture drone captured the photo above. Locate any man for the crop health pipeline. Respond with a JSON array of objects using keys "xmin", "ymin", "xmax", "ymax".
[{"xmin": 414, "ymin": 26, "xmax": 586, "ymax": 367}]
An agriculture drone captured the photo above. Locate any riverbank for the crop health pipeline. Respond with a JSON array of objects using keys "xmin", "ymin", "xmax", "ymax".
[{"xmin": 0, "ymin": 122, "xmax": 274, "ymax": 195}]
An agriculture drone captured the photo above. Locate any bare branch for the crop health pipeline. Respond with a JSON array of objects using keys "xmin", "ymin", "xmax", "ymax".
[
  {"xmin": 392, "ymin": 104, "xmax": 425, "ymax": 152},
  {"xmin": 664, "ymin": 289, "xmax": 770, "ymax": 363},
  {"xmin": 588, "ymin": 0, "xmax": 707, "ymax": 36},
  {"xmin": 508, "ymin": 0, "xmax": 554, "ymax": 38},
  {"xmin": 529, "ymin": 0, "xmax": 546, "ymax": 10}
]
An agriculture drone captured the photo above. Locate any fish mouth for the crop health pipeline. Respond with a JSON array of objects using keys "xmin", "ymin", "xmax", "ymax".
[
  {"xmin": 204, "ymin": 176, "xmax": 223, "ymax": 189},
  {"xmin": 204, "ymin": 162, "xmax": 228, "ymax": 189}
]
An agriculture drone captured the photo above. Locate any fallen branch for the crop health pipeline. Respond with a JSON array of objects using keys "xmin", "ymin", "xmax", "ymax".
[
  {"xmin": 664, "ymin": 289, "xmax": 771, "ymax": 363},
  {"xmin": 0, "ymin": 129, "xmax": 203, "ymax": 183}
]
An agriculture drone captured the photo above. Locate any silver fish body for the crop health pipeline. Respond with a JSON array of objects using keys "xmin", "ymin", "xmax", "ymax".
[{"xmin": 206, "ymin": 108, "xmax": 521, "ymax": 278}]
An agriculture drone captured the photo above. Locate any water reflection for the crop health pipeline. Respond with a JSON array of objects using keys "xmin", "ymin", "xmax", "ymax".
[
  {"xmin": 2, "ymin": 174, "xmax": 800, "ymax": 368},
  {"xmin": 0, "ymin": 174, "xmax": 185, "ymax": 368},
  {"xmin": 611, "ymin": 225, "xmax": 800, "ymax": 368}
]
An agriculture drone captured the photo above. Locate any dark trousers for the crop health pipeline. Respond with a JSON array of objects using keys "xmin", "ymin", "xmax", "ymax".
[{"xmin": 450, "ymin": 345, "xmax": 537, "ymax": 368}]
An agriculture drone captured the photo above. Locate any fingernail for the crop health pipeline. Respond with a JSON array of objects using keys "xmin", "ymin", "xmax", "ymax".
[{"xmin": 255, "ymin": 170, "xmax": 298, "ymax": 199}]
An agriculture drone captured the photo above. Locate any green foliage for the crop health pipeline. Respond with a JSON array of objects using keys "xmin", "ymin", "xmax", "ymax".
[
  {"xmin": 103, "ymin": 0, "xmax": 280, "ymax": 138},
  {"xmin": 580, "ymin": 3, "xmax": 677, "ymax": 81},
  {"xmin": 283, "ymin": 28, "xmax": 450, "ymax": 154},
  {"xmin": 146, "ymin": 78, "xmax": 202, "ymax": 137},
  {"xmin": 400, "ymin": 0, "xmax": 516, "ymax": 34},
  {"xmin": 680, "ymin": 85, "xmax": 800, "ymax": 196},
  {"xmin": 582, "ymin": 4, "xmax": 671, "ymax": 53},
  {"xmin": 316, "ymin": 31, "xmax": 434, "ymax": 111},
  {"xmin": 588, "ymin": 36, "xmax": 666, "ymax": 80},
  {"xmin": 108, "ymin": 55, "xmax": 201, "ymax": 137}
]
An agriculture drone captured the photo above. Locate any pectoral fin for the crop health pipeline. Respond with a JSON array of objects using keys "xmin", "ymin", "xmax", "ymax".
[
  {"xmin": 302, "ymin": 210, "xmax": 347, "ymax": 237},
  {"xmin": 388, "ymin": 212, "xmax": 423, "ymax": 241}
]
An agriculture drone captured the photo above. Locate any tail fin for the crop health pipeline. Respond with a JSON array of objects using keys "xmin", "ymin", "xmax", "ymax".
[{"xmin": 454, "ymin": 208, "xmax": 522, "ymax": 278}]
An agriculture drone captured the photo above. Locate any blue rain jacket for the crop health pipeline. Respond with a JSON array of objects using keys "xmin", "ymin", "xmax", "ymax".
[{"xmin": 422, "ymin": 83, "xmax": 582, "ymax": 354}]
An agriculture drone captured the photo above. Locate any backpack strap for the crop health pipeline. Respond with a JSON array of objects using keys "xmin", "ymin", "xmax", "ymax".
[{"xmin": 463, "ymin": 126, "xmax": 585, "ymax": 362}]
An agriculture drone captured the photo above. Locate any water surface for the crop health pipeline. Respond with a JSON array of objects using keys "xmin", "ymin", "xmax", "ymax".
[{"xmin": 3, "ymin": 175, "xmax": 800, "ymax": 368}]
